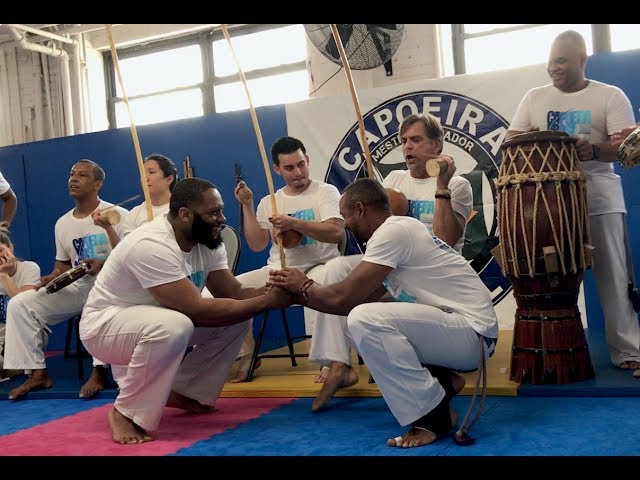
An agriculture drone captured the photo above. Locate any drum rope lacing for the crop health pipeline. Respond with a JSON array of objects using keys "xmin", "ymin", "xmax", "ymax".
[{"xmin": 496, "ymin": 141, "xmax": 591, "ymax": 278}]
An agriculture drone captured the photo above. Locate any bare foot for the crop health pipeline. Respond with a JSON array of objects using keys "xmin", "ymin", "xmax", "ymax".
[
  {"xmin": 8, "ymin": 369, "xmax": 52, "ymax": 400},
  {"xmin": 313, "ymin": 366, "xmax": 330, "ymax": 384},
  {"xmin": 618, "ymin": 361, "xmax": 640, "ymax": 370},
  {"xmin": 387, "ymin": 407, "xmax": 457, "ymax": 448},
  {"xmin": 166, "ymin": 391, "xmax": 218, "ymax": 414},
  {"xmin": 108, "ymin": 407, "xmax": 153, "ymax": 444},
  {"xmin": 230, "ymin": 357, "xmax": 261, "ymax": 383},
  {"xmin": 311, "ymin": 362, "xmax": 358, "ymax": 412},
  {"xmin": 79, "ymin": 365, "xmax": 110, "ymax": 398}
]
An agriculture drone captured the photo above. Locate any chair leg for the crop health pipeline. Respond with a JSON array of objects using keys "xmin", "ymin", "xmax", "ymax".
[
  {"xmin": 74, "ymin": 316, "xmax": 84, "ymax": 380},
  {"xmin": 247, "ymin": 311, "xmax": 269, "ymax": 382},
  {"xmin": 280, "ymin": 309, "xmax": 297, "ymax": 367},
  {"xmin": 64, "ymin": 318, "xmax": 73, "ymax": 359}
]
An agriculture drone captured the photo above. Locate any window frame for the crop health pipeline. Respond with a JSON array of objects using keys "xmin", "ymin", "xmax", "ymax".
[
  {"xmin": 103, "ymin": 24, "xmax": 306, "ymax": 129},
  {"xmin": 450, "ymin": 24, "xmax": 613, "ymax": 76}
]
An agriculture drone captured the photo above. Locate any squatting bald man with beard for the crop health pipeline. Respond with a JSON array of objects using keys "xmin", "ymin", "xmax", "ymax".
[{"xmin": 80, "ymin": 178, "xmax": 293, "ymax": 445}]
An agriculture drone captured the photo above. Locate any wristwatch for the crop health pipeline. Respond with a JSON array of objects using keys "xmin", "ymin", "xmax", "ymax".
[{"xmin": 592, "ymin": 143, "xmax": 601, "ymax": 160}]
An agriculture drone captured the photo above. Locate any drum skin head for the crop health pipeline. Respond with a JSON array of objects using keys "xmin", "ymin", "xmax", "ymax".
[{"xmin": 502, "ymin": 130, "xmax": 577, "ymax": 149}]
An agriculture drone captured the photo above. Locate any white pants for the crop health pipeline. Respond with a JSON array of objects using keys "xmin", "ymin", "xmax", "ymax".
[
  {"xmin": 82, "ymin": 304, "xmax": 249, "ymax": 431},
  {"xmin": 204, "ymin": 265, "xmax": 326, "ymax": 360},
  {"xmin": 311, "ymin": 255, "xmax": 492, "ymax": 426},
  {"xmin": 590, "ymin": 213, "xmax": 640, "ymax": 365},
  {"xmin": 4, "ymin": 283, "xmax": 105, "ymax": 370}
]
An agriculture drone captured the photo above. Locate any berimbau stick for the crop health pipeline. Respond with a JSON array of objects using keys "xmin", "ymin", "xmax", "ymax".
[
  {"xmin": 221, "ymin": 24, "xmax": 286, "ymax": 268},
  {"xmin": 105, "ymin": 24, "xmax": 153, "ymax": 222},
  {"xmin": 330, "ymin": 24, "xmax": 375, "ymax": 179}
]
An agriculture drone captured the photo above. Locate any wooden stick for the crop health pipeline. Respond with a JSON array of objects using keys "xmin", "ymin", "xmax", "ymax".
[
  {"xmin": 330, "ymin": 24, "xmax": 375, "ymax": 179},
  {"xmin": 221, "ymin": 24, "xmax": 286, "ymax": 268},
  {"xmin": 99, "ymin": 194, "xmax": 143, "ymax": 212},
  {"xmin": 105, "ymin": 24, "xmax": 154, "ymax": 222}
]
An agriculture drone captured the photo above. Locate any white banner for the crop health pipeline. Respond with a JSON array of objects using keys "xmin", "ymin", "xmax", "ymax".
[{"xmin": 285, "ymin": 63, "xmax": 587, "ymax": 330}]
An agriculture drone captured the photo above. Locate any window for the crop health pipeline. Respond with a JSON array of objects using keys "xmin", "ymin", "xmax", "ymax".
[
  {"xmin": 211, "ymin": 24, "xmax": 308, "ymax": 113},
  {"xmin": 212, "ymin": 25, "xmax": 306, "ymax": 76},
  {"xmin": 446, "ymin": 24, "xmax": 594, "ymax": 75},
  {"xmin": 109, "ymin": 43, "xmax": 203, "ymax": 128},
  {"xmin": 115, "ymin": 88, "xmax": 203, "ymax": 127},
  {"xmin": 214, "ymin": 70, "xmax": 309, "ymax": 113},
  {"xmin": 463, "ymin": 24, "xmax": 592, "ymax": 75},
  {"xmin": 610, "ymin": 24, "xmax": 640, "ymax": 53},
  {"xmin": 105, "ymin": 24, "xmax": 309, "ymax": 128}
]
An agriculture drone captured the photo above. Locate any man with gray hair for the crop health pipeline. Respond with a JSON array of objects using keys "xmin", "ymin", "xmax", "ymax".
[{"xmin": 383, "ymin": 113, "xmax": 473, "ymax": 254}]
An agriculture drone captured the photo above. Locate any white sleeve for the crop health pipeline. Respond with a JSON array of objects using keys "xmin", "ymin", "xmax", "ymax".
[
  {"xmin": 112, "ymin": 207, "xmax": 131, "ymax": 238},
  {"xmin": 120, "ymin": 204, "xmax": 142, "ymax": 237},
  {"xmin": 450, "ymin": 176, "xmax": 473, "ymax": 222},
  {"xmin": 208, "ymin": 244, "xmax": 230, "ymax": 273},
  {"xmin": 19, "ymin": 262, "xmax": 41, "ymax": 286},
  {"xmin": 509, "ymin": 91, "xmax": 534, "ymax": 132},
  {"xmin": 606, "ymin": 87, "xmax": 636, "ymax": 135},
  {"xmin": 0, "ymin": 171, "xmax": 10, "ymax": 195},
  {"xmin": 256, "ymin": 196, "xmax": 271, "ymax": 230},
  {"xmin": 363, "ymin": 222, "xmax": 411, "ymax": 269},
  {"xmin": 317, "ymin": 184, "xmax": 343, "ymax": 222},
  {"xmin": 54, "ymin": 218, "xmax": 70, "ymax": 262},
  {"xmin": 127, "ymin": 239, "xmax": 187, "ymax": 289},
  {"xmin": 382, "ymin": 171, "xmax": 399, "ymax": 188}
]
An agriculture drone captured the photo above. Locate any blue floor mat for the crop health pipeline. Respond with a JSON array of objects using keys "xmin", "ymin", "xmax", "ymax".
[{"xmin": 171, "ymin": 396, "xmax": 640, "ymax": 456}]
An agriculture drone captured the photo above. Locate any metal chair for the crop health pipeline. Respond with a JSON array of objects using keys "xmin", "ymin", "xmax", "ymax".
[
  {"xmin": 64, "ymin": 314, "xmax": 90, "ymax": 380},
  {"xmin": 246, "ymin": 229, "xmax": 349, "ymax": 381},
  {"xmin": 220, "ymin": 225, "xmax": 241, "ymax": 274}
]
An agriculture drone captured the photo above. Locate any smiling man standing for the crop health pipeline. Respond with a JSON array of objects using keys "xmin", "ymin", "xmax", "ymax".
[{"xmin": 507, "ymin": 30, "xmax": 640, "ymax": 373}]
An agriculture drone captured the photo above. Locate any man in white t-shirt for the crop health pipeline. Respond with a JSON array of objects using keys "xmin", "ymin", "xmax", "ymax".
[
  {"xmin": 207, "ymin": 136, "xmax": 344, "ymax": 382},
  {"xmin": 3, "ymin": 160, "xmax": 129, "ymax": 399},
  {"xmin": 507, "ymin": 30, "xmax": 640, "ymax": 372},
  {"xmin": 270, "ymin": 178, "xmax": 498, "ymax": 448},
  {"xmin": 383, "ymin": 113, "xmax": 473, "ymax": 254},
  {"xmin": 80, "ymin": 178, "xmax": 292, "ymax": 444},
  {"xmin": 0, "ymin": 170, "xmax": 17, "ymax": 227}
]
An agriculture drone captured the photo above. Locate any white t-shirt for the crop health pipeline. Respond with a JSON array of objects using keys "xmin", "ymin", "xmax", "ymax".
[
  {"xmin": 256, "ymin": 179, "xmax": 343, "ymax": 269},
  {"xmin": 0, "ymin": 261, "xmax": 40, "ymax": 295},
  {"xmin": 0, "ymin": 171, "xmax": 10, "ymax": 195},
  {"xmin": 120, "ymin": 202, "xmax": 170, "ymax": 237},
  {"xmin": 363, "ymin": 216, "xmax": 498, "ymax": 338},
  {"xmin": 54, "ymin": 199, "xmax": 129, "ymax": 287},
  {"xmin": 80, "ymin": 214, "xmax": 229, "ymax": 340},
  {"xmin": 0, "ymin": 261, "xmax": 40, "ymax": 323},
  {"xmin": 383, "ymin": 171, "xmax": 472, "ymax": 253},
  {"xmin": 509, "ymin": 80, "xmax": 636, "ymax": 215}
]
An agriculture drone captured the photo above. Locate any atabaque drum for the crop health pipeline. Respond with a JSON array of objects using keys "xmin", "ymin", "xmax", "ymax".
[{"xmin": 496, "ymin": 131, "xmax": 594, "ymax": 384}]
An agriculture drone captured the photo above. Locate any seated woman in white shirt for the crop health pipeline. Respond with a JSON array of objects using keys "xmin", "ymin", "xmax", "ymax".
[
  {"xmin": 0, "ymin": 224, "xmax": 41, "ymax": 381},
  {"xmin": 92, "ymin": 153, "xmax": 178, "ymax": 245}
]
